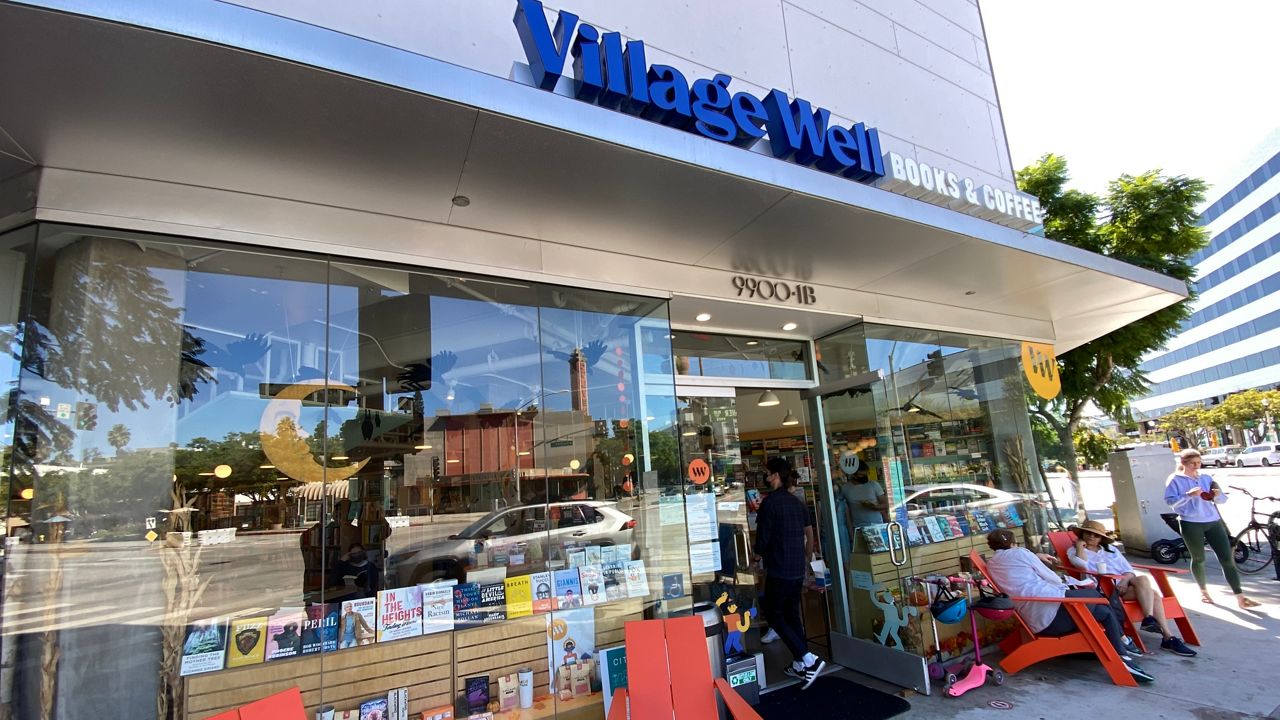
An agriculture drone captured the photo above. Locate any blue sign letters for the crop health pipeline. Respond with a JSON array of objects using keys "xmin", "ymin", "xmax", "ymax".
[{"xmin": 513, "ymin": 0, "xmax": 885, "ymax": 182}]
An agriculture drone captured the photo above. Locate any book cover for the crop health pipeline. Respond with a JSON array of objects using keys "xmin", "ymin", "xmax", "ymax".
[
  {"xmin": 954, "ymin": 513, "xmax": 972, "ymax": 536},
  {"xmin": 339, "ymin": 598, "xmax": 377, "ymax": 648},
  {"xmin": 624, "ymin": 560, "xmax": 649, "ymax": 598},
  {"xmin": 479, "ymin": 581, "xmax": 508, "ymax": 623},
  {"xmin": 545, "ymin": 607, "xmax": 596, "ymax": 690},
  {"xmin": 465, "ymin": 676, "xmax": 490, "ymax": 715},
  {"xmin": 505, "ymin": 575, "xmax": 533, "ymax": 619},
  {"xmin": 530, "ymin": 572, "xmax": 555, "ymax": 613},
  {"xmin": 420, "ymin": 582, "xmax": 456, "ymax": 635},
  {"xmin": 946, "ymin": 515, "xmax": 965, "ymax": 537},
  {"xmin": 264, "ymin": 607, "xmax": 304, "ymax": 661},
  {"xmin": 301, "ymin": 603, "xmax": 339, "ymax": 655},
  {"xmin": 904, "ymin": 520, "xmax": 924, "ymax": 547},
  {"xmin": 971, "ymin": 509, "xmax": 993, "ymax": 533},
  {"xmin": 616, "ymin": 543, "xmax": 633, "ymax": 562},
  {"xmin": 453, "ymin": 582, "xmax": 485, "ymax": 629},
  {"xmin": 924, "ymin": 516, "xmax": 948, "ymax": 543},
  {"xmin": 600, "ymin": 545, "xmax": 617, "ymax": 565},
  {"xmin": 568, "ymin": 549, "xmax": 587, "ymax": 568},
  {"xmin": 227, "ymin": 615, "xmax": 268, "ymax": 668},
  {"xmin": 553, "ymin": 568, "xmax": 583, "ymax": 609},
  {"xmin": 1002, "ymin": 505, "xmax": 1024, "ymax": 527},
  {"xmin": 861, "ymin": 525, "xmax": 889, "ymax": 553},
  {"xmin": 602, "ymin": 559, "xmax": 627, "ymax": 602},
  {"xmin": 936, "ymin": 515, "xmax": 956, "ymax": 539},
  {"xmin": 359, "ymin": 696, "xmax": 389, "ymax": 720},
  {"xmin": 577, "ymin": 564, "xmax": 606, "ymax": 605},
  {"xmin": 377, "ymin": 586, "xmax": 423, "ymax": 642},
  {"xmin": 179, "ymin": 616, "xmax": 228, "ymax": 676},
  {"xmin": 909, "ymin": 518, "xmax": 931, "ymax": 544}
]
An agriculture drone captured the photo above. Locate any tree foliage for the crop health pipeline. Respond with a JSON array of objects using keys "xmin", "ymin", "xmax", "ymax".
[
  {"xmin": 1020, "ymin": 154, "xmax": 1207, "ymax": 513},
  {"xmin": 1072, "ymin": 427, "xmax": 1116, "ymax": 468}
]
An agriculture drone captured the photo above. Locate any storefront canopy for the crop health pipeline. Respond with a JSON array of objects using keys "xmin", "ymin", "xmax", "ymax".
[{"xmin": 0, "ymin": 1, "xmax": 1186, "ymax": 350}]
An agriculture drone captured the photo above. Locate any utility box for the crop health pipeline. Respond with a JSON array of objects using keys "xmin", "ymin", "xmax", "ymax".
[{"xmin": 1109, "ymin": 445, "xmax": 1181, "ymax": 555}]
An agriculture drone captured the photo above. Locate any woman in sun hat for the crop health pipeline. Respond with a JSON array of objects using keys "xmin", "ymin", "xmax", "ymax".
[
  {"xmin": 1067, "ymin": 519, "xmax": 1195, "ymax": 657},
  {"xmin": 1164, "ymin": 448, "xmax": 1260, "ymax": 609}
]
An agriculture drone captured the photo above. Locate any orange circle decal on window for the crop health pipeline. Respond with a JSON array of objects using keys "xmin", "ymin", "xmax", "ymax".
[{"xmin": 688, "ymin": 458, "xmax": 711, "ymax": 485}]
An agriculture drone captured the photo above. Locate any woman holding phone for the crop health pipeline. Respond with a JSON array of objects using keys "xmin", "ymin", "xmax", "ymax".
[{"xmin": 1163, "ymin": 448, "xmax": 1260, "ymax": 609}]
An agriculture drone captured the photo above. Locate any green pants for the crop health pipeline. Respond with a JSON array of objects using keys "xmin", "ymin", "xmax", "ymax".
[{"xmin": 1180, "ymin": 519, "xmax": 1242, "ymax": 594}]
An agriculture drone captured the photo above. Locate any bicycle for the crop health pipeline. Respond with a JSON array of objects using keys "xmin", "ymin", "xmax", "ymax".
[{"xmin": 1229, "ymin": 486, "xmax": 1280, "ymax": 575}]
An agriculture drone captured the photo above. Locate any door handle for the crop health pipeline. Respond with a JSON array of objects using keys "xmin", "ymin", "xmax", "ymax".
[
  {"xmin": 572, "ymin": 531, "xmax": 587, "ymax": 537},
  {"xmin": 886, "ymin": 521, "xmax": 908, "ymax": 567}
]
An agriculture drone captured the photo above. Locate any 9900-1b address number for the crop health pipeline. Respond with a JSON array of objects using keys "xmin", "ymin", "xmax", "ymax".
[{"xmin": 731, "ymin": 276, "xmax": 817, "ymax": 305}]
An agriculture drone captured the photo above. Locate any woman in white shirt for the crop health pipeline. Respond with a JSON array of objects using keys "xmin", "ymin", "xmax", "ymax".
[
  {"xmin": 984, "ymin": 529, "xmax": 1154, "ymax": 683},
  {"xmin": 1067, "ymin": 520, "xmax": 1195, "ymax": 657}
]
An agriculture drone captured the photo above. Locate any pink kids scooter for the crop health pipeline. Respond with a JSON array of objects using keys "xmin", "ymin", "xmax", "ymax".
[{"xmin": 914, "ymin": 575, "xmax": 1009, "ymax": 698}]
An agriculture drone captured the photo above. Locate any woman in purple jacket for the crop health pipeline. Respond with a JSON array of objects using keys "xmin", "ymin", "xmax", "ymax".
[{"xmin": 1164, "ymin": 448, "xmax": 1260, "ymax": 608}]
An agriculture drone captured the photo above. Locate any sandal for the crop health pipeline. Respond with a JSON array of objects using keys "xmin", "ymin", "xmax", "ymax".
[
  {"xmin": 1238, "ymin": 596, "xmax": 1261, "ymax": 609},
  {"xmin": 1200, "ymin": 591, "xmax": 1215, "ymax": 605}
]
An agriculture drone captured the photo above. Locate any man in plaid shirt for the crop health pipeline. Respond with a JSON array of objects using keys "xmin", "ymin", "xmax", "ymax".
[{"xmin": 754, "ymin": 457, "xmax": 825, "ymax": 688}]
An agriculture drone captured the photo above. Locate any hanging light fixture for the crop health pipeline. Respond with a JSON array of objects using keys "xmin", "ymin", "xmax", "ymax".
[
  {"xmin": 781, "ymin": 410, "xmax": 799, "ymax": 426},
  {"xmin": 757, "ymin": 390, "xmax": 781, "ymax": 407}
]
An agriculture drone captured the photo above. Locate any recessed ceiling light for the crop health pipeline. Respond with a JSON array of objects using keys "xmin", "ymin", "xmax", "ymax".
[
  {"xmin": 451, "ymin": 195, "xmax": 471, "ymax": 207},
  {"xmin": 781, "ymin": 322, "xmax": 798, "ymax": 331},
  {"xmin": 696, "ymin": 313, "xmax": 712, "ymax": 322},
  {"xmin": 746, "ymin": 340, "xmax": 759, "ymax": 346}
]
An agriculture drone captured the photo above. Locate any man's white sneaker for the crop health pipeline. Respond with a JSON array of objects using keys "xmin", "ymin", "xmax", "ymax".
[{"xmin": 760, "ymin": 628, "xmax": 780, "ymax": 644}]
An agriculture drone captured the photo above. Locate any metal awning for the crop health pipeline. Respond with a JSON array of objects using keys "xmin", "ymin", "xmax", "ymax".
[{"xmin": 0, "ymin": 1, "xmax": 1186, "ymax": 350}]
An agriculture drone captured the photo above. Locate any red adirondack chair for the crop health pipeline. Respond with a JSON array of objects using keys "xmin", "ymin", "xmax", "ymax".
[
  {"xmin": 606, "ymin": 615, "xmax": 762, "ymax": 720},
  {"xmin": 1048, "ymin": 530, "xmax": 1200, "ymax": 653},
  {"xmin": 967, "ymin": 550, "xmax": 1137, "ymax": 687},
  {"xmin": 202, "ymin": 686, "xmax": 307, "ymax": 720}
]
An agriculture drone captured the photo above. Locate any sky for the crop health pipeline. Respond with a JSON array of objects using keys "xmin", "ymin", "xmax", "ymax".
[{"xmin": 982, "ymin": 1, "xmax": 1280, "ymax": 204}]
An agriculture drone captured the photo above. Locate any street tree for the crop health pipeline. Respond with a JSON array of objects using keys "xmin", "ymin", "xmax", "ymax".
[
  {"xmin": 1019, "ymin": 154, "xmax": 1207, "ymax": 516},
  {"xmin": 106, "ymin": 423, "xmax": 132, "ymax": 457},
  {"xmin": 1156, "ymin": 405, "xmax": 1213, "ymax": 447},
  {"xmin": 1214, "ymin": 389, "xmax": 1280, "ymax": 442}
]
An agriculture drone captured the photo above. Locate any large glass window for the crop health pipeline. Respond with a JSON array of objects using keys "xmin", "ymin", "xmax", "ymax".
[
  {"xmin": 0, "ymin": 225, "xmax": 686, "ymax": 720},
  {"xmin": 812, "ymin": 322, "xmax": 1046, "ymax": 678}
]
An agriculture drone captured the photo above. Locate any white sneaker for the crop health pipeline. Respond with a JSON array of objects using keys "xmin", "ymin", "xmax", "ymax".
[
  {"xmin": 801, "ymin": 658, "xmax": 826, "ymax": 689},
  {"xmin": 761, "ymin": 628, "xmax": 780, "ymax": 644}
]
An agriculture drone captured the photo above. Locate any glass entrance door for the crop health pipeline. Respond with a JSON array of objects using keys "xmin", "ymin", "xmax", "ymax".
[{"xmin": 809, "ymin": 369, "xmax": 931, "ymax": 691}]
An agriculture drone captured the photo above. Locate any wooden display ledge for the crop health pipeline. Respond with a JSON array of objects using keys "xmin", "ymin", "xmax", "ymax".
[
  {"xmin": 184, "ymin": 598, "xmax": 644, "ymax": 720},
  {"xmin": 485, "ymin": 692, "xmax": 603, "ymax": 720}
]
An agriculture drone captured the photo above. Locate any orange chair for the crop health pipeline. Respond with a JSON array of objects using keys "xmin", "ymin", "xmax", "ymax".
[
  {"xmin": 1047, "ymin": 530, "xmax": 1199, "ymax": 653},
  {"xmin": 606, "ymin": 615, "xmax": 762, "ymax": 720},
  {"xmin": 967, "ymin": 550, "xmax": 1137, "ymax": 687}
]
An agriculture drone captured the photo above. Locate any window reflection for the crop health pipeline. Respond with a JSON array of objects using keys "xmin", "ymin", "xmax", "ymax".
[{"xmin": 0, "ymin": 227, "xmax": 683, "ymax": 720}]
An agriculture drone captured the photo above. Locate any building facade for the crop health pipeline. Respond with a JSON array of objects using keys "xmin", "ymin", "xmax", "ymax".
[
  {"xmin": 1134, "ymin": 136, "xmax": 1280, "ymax": 420},
  {"xmin": 0, "ymin": 1, "xmax": 1186, "ymax": 718}
]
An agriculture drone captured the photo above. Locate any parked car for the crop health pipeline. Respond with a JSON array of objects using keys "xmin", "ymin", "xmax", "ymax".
[
  {"xmin": 901, "ymin": 483, "xmax": 1056, "ymax": 520},
  {"xmin": 1236, "ymin": 443, "xmax": 1280, "ymax": 467},
  {"xmin": 389, "ymin": 500, "xmax": 635, "ymax": 585},
  {"xmin": 1200, "ymin": 445, "xmax": 1243, "ymax": 468}
]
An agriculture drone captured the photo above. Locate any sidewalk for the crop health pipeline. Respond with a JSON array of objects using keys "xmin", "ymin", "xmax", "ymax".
[{"xmin": 837, "ymin": 555, "xmax": 1280, "ymax": 719}]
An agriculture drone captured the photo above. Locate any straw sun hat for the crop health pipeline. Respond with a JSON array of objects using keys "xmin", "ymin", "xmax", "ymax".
[{"xmin": 1068, "ymin": 519, "xmax": 1116, "ymax": 545}]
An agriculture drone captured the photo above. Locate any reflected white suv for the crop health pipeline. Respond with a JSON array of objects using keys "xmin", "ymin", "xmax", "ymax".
[
  {"xmin": 1236, "ymin": 444, "xmax": 1280, "ymax": 467},
  {"xmin": 1201, "ymin": 445, "xmax": 1242, "ymax": 468}
]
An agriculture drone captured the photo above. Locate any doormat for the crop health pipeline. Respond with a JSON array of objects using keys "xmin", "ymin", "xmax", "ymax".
[{"xmin": 755, "ymin": 677, "xmax": 911, "ymax": 720}]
